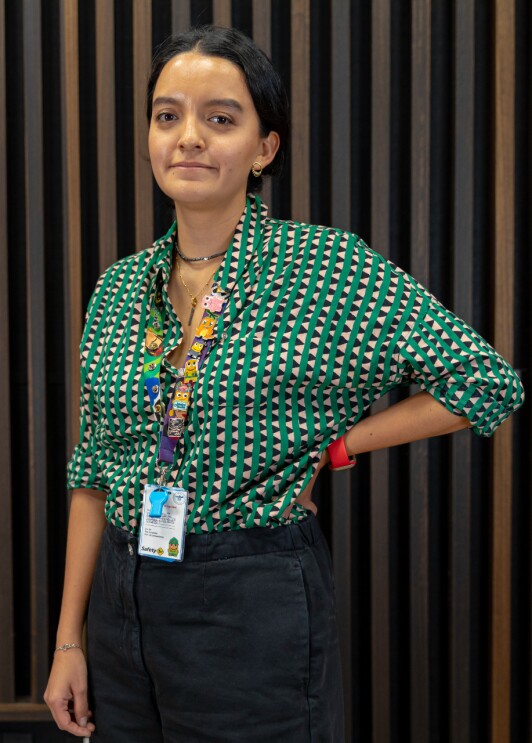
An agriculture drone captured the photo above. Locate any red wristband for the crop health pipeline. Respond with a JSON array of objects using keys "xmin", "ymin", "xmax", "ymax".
[{"xmin": 327, "ymin": 436, "xmax": 357, "ymax": 471}]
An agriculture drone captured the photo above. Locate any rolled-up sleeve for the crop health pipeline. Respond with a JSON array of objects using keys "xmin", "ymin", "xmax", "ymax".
[
  {"xmin": 396, "ymin": 295, "xmax": 524, "ymax": 437},
  {"xmin": 66, "ymin": 373, "xmax": 107, "ymax": 491},
  {"xmin": 66, "ymin": 279, "xmax": 108, "ymax": 492}
]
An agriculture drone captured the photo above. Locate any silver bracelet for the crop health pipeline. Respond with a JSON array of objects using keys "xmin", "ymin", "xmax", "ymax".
[{"xmin": 55, "ymin": 643, "xmax": 82, "ymax": 653}]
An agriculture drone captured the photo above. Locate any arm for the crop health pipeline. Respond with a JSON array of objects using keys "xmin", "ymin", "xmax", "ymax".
[
  {"xmin": 298, "ymin": 239, "xmax": 523, "ymax": 505},
  {"xmin": 296, "ymin": 392, "xmax": 470, "ymax": 510},
  {"xmin": 342, "ymin": 390, "xmax": 470, "ymax": 456},
  {"xmin": 44, "ymin": 488, "xmax": 108, "ymax": 738}
]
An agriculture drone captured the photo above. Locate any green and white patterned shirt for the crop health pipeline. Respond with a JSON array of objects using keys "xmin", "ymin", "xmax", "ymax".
[{"xmin": 67, "ymin": 195, "xmax": 524, "ymax": 534}]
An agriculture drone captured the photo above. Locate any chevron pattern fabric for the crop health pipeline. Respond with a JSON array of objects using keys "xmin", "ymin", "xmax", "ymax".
[{"xmin": 66, "ymin": 195, "xmax": 524, "ymax": 534}]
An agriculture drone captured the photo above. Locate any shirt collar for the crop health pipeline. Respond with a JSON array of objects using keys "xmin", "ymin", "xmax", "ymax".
[
  {"xmin": 152, "ymin": 222, "xmax": 177, "ymax": 285},
  {"xmin": 151, "ymin": 194, "xmax": 268, "ymax": 293},
  {"xmin": 214, "ymin": 193, "xmax": 268, "ymax": 294}
]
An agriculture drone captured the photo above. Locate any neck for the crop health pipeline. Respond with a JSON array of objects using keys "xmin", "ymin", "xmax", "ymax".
[{"xmin": 174, "ymin": 199, "xmax": 247, "ymax": 262}]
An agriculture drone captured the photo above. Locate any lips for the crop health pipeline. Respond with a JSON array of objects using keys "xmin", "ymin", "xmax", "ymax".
[{"xmin": 170, "ymin": 162, "xmax": 213, "ymax": 169}]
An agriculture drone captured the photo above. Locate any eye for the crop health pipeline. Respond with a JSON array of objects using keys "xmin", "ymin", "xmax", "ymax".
[
  {"xmin": 155, "ymin": 111, "xmax": 177, "ymax": 123},
  {"xmin": 209, "ymin": 114, "xmax": 233, "ymax": 126}
]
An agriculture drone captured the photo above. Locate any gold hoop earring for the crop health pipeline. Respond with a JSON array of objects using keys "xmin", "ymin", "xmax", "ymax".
[{"xmin": 251, "ymin": 161, "xmax": 263, "ymax": 178}]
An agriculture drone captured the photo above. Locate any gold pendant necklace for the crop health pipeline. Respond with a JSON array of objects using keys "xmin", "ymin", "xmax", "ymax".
[{"xmin": 175, "ymin": 258, "xmax": 218, "ymax": 325}]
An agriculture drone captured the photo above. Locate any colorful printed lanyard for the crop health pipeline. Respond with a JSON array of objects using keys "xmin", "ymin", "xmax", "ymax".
[{"xmin": 143, "ymin": 281, "xmax": 229, "ymax": 477}]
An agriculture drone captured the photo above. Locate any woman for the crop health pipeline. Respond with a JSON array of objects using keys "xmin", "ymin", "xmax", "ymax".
[{"xmin": 44, "ymin": 25, "xmax": 524, "ymax": 742}]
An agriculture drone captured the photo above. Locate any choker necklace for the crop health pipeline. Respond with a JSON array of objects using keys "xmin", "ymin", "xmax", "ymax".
[
  {"xmin": 175, "ymin": 258, "xmax": 219, "ymax": 325},
  {"xmin": 175, "ymin": 241, "xmax": 228, "ymax": 263}
]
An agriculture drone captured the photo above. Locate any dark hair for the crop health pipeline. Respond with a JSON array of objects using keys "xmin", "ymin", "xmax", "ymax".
[{"xmin": 146, "ymin": 25, "xmax": 289, "ymax": 193}]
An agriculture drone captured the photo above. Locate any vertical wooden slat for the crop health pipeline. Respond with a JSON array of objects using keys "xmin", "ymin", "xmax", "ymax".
[
  {"xmin": 371, "ymin": 0, "xmax": 391, "ymax": 266},
  {"xmin": 370, "ymin": 1, "xmax": 391, "ymax": 739},
  {"xmin": 60, "ymin": 0, "xmax": 82, "ymax": 458},
  {"xmin": 331, "ymin": 469, "xmax": 352, "ymax": 739},
  {"xmin": 23, "ymin": 0, "xmax": 48, "ymax": 700},
  {"xmin": 409, "ymin": 1, "xmax": 431, "ymax": 740},
  {"xmin": 330, "ymin": 4, "xmax": 352, "ymax": 738},
  {"xmin": 331, "ymin": 0, "xmax": 350, "ymax": 232},
  {"xmin": 450, "ymin": 2, "xmax": 475, "ymax": 741},
  {"xmin": 252, "ymin": 0, "xmax": 272, "ymax": 207},
  {"xmin": 172, "ymin": 0, "xmax": 190, "ymax": 34},
  {"xmin": 491, "ymin": 2, "xmax": 516, "ymax": 742},
  {"xmin": 252, "ymin": 0, "xmax": 272, "ymax": 92},
  {"xmin": 290, "ymin": 0, "xmax": 310, "ymax": 223},
  {"xmin": 133, "ymin": 0, "xmax": 153, "ymax": 251},
  {"xmin": 0, "ymin": 0, "xmax": 15, "ymax": 703},
  {"xmin": 95, "ymin": 0, "xmax": 117, "ymax": 273},
  {"xmin": 213, "ymin": 0, "xmax": 231, "ymax": 28}
]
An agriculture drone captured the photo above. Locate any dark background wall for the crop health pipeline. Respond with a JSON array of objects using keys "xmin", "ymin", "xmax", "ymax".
[{"xmin": 0, "ymin": 1, "xmax": 530, "ymax": 742}]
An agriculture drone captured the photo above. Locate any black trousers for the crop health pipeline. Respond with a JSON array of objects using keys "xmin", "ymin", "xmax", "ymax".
[{"xmin": 87, "ymin": 513, "xmax": 345, "ymax": 742}]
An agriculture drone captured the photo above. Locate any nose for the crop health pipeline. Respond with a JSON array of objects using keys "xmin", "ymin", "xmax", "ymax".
[{"xmin": 177, "ymin": 114, "xmax": 204, "ymax": 151}]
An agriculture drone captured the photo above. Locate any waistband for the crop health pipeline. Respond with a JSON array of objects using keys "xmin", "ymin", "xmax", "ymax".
[{"xmin": 105, "ymin": 513, "xmax": 323, "ymax": 563}]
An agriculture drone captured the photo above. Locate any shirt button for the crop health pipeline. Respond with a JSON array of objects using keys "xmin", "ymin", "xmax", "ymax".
[
  {"xmin": 128, "ymin": 543, "xmax": 134, "ymax": 557},
  {"xmin": 220, "ymin": 332, "xmax": 228, "ymax": 340}
]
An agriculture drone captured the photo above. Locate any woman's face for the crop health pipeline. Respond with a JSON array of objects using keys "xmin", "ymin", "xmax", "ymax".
[{"xmin": 148, "ymin": 52, "xmax": 279, "ymax": 213}]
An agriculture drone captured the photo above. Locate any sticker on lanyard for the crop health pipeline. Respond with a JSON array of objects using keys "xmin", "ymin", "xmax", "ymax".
[{"xmin": 138, "ymin": 484, "xmax": 189, "ymax": 562}]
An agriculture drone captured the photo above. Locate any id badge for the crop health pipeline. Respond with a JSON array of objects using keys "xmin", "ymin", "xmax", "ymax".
[{"xmin": 138, "ymin": 484, "xmax": 189, "ymax": 562}]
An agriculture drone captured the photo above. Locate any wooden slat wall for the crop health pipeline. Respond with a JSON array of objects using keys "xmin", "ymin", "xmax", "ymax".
[
  {"xmin": 0, "ymin": 3, "xmax": 529, "ymax": 742},
  {"xmin": 59, "ymin": 0, "xmax": 82, "ymax": 457},
  {"xmin": 213, "ymin": 0, "xmax": 232, "ymax": 27},
  {"xmin": 450, "ymin": 2, "xmax": 475, "ymax": 741},
  {"xmin": 409, "ymin": 3, "xmax": 431, "ymax": 741},
  {"xmin": 252, "ymin": 0, "xmax": 271, "ymax": 207},
  {"xmin": 370, "ymin": 2, "xmax": 391, "ymax": 740},
  {"xmin": 492, "ymin": 2, "xmax": 516, "ymax": 742},
  {"xmin": 172, "ymin": 0, "xmax": 190, "ymax": 34},
  {"xmin": 22, "ymin": 0, "xmax": 49, "ymax": 701},
  {"xmin": 96, "ymin": 0, "xmax": 118, "ymax": 273},
  {"xmin": 133, "ymin": 0, "xmax": 152, "ymax": 252},
  {"xmin": 330, "ymin": 1, "xmax": 353, "ymax": 738},
  {"xmin": 0, "ymin": 0, "xmax": 15, "ymax": 704},
  {"xmin": 290, "ymin": 0, "xmax": 310, "ymax": 223}
]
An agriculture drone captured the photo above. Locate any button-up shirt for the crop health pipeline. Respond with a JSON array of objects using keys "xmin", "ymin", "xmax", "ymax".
[{"xmin": 67, "ymin": 195, "xmax": 524, "ymax": 534}]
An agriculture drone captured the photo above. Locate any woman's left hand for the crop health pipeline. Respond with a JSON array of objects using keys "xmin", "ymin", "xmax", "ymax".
[{"xmin": 290, "ymin": 450, "xmax": 329, "ymax": 516}]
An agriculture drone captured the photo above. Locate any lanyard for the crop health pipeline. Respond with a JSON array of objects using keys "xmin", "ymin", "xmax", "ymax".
[{"xmin": 143, "ymin": 281, "xmax": 228, "ymax": 479}]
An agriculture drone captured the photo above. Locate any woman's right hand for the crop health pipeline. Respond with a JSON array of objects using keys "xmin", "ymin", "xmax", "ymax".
[
  {"xmin": 45, "ymin": 489, "xmax": 107, "ymax": 736},
  {"xmin": 44, "ymin": 648, "xmax": 96, "ymax": 737}
]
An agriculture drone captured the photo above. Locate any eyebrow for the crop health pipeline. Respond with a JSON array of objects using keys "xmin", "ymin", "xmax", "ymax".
[
  {"xmin": 152, "ymin": 95, "xmax": 244, "ymax": 113},
  {"xmin": 206, "ymin": 98, "xmax": 244, "ymax": 112}
]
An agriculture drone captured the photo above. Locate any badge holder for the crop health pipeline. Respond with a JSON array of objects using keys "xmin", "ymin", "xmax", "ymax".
[
  {"xmin": 138, "ymin": 482, "xmax": 189, "ymax": 562},
  {"xmin": 139, "ymin": 279, "xmax": 228, "ymax": 563}
]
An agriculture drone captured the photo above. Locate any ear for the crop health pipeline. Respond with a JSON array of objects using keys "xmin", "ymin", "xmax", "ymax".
[{"xmin": 257, "ymin": 131, "xmax": 280, "ymax": 169}]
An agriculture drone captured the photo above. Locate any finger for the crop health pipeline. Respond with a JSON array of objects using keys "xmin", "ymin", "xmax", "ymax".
[
  {"xmin": 60, "ymin": 719, "xmax": 96, "ymax": 737},
  {"xmin": 49, "ymin": 702, "xmax": 95, "ymax": 736},
  {"xmin": 49, "ymin": 701, "xmax": 74, "ymax": 731},
  {"xmin": 73, "ymin": 685, "xmax": 90, "ymax": 727}
]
